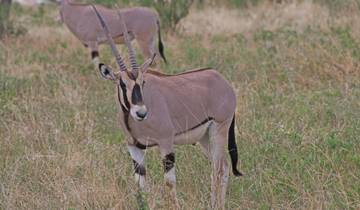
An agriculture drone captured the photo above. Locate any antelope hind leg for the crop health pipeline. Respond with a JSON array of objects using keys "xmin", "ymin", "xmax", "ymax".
[
  {"xmin": 87, "ymin": 41, "xmax": 100, "ymax": 66},
  {"xmin": 209, "ymin": 122, "xmax": 230, "ymax": 210},
  {"xmin": 136, "ymin": 35, "xmax": 161, "ymax": 67}
]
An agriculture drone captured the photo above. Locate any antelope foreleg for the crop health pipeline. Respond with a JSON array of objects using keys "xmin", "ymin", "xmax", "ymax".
[
  {"xmin": 162, "ymin": 150, "xmax": 180, "ymax": 209},
  {"xmin": 127, "ymin": 145, "xmax": 146, "ymax": 190}
]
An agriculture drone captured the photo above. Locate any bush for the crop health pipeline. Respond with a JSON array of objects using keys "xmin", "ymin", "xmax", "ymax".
[{"xmin": 136, "ymin": 0, "xmax": 194, "ymax": 31}]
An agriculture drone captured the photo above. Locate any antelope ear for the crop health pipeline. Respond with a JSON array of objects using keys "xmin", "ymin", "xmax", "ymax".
[
  {"xmin": 99, "ymin": 63, "xmax": 116, "ymax": 80},
  {"xmin": 140, "ymin": 53, "xmax": 156, "ymax": 74}
]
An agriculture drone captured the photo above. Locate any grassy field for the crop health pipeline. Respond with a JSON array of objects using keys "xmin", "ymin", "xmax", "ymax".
[{"xmin": 1, "ymin": 1, "xmax": 360, "ymax": 209}]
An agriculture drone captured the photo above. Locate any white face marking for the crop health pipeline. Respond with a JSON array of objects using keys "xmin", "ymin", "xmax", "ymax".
[
  {"xmin": 118, "ymin": 84, "xmax": 129, "ymax": 111},
  {"xmin": 130, "ymin": 105, "xmax": 148, "ymax": 121}
]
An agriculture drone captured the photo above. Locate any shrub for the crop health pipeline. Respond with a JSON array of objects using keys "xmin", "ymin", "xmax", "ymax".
[{"xmin": 137, "ymin": 0, "xmax": 194, "ymax": 31}]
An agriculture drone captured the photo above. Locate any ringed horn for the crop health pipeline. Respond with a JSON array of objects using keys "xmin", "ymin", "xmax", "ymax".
[
  {"xmin": 115, "ymin": 4, "xmax": 139, "ymax": 77},
  {"xmin": 91, "ymin": 5, "xmax": 127, "ymax": 72}
]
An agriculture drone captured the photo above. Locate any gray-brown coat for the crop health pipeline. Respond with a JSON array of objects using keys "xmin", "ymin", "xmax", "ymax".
[
  {"xmin": 59, "ymin": 0, "xmax": 166, "ymax": 64},
  {"xmin": 92, "ymin": 5, "xmax": 242, "ymax": 209}
]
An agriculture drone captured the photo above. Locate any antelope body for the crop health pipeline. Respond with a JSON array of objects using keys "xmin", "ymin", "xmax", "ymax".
[
  {"xmin": 92, "ymin": 5, "xmax": 242, "ymax": 209},
  {"xmin": 59, "ymin": 0, "xmax": 167, "ymax": 64}
]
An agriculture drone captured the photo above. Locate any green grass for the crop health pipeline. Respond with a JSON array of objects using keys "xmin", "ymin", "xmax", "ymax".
[{"xmin": 0, "ymin": 2, "xmax": 359, "ymax": 209}]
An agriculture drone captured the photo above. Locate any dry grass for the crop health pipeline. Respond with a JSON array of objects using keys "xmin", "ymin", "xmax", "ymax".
[
  {"xmin": 179, "ymin": 0, "xmax": 360, "ymax": 38},
  {"xmin": 1, "ymin": 1, "xmax": 360, "ymax": 209}
]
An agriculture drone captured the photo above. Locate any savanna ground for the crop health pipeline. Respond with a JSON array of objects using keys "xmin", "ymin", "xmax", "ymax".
[{"xmin": 1, "ymin": 0, "xmax": 360, "ymax": 209}]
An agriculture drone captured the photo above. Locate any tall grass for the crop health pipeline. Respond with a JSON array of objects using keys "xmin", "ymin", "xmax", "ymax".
[{"xmin": 0, "ymin": 1, "xmax": 360, "ymax": 209}]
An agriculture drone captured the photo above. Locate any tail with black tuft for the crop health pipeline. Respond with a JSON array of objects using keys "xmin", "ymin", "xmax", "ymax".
[
  {"xmin": 228, "ymin": 115, "xmax": 243, "ymax": 176},
  {"xmin": 157, "ymin": 20, "xmax": 167, "ymax": 63}
]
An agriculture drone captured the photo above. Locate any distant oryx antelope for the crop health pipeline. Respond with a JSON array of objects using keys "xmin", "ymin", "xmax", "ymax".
[
  {"xmin": 59, "ymin": 0, "xmax": 167, "ymax": 65},
  {"xmin": 91, "ymin": 5, "xmax": 242, "ymax": 209}
]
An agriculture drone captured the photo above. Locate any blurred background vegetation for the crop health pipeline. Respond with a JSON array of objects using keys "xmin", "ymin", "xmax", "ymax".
[
  {"xmin": 2, "ymin": 0, "xmax": 360, "ymax": 35},
  {"xmin": 0, "ymin": 0, "xmax": 359, "ymax": 209}
]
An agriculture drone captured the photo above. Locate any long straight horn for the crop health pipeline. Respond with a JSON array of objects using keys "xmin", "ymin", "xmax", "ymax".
[
  {"xmin": 91, "ymin": 5, "xmax": 127, "ymax": 72},
  {"xmin": 116, "ymin": 5, "xmax": 139, "ymax": 76}
]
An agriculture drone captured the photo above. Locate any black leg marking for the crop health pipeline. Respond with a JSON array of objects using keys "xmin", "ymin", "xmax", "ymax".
[
  {"xmin": 119, "ymin": 79, "xmax": 130, "ymax": 110},
  {"xmin": 91, "ymin": 51, "xmax": 99, "ymax": 59},
  {"xmin": 133, "ymin": 160, "xmax": 146, "ymax": 176},
  {"xmin": 162, "ymin": 153, "xmax": 175, "ymax": 173},
  {"xmin": 117, "ymin": 81, "xmax": 131, "ymax": 133}
]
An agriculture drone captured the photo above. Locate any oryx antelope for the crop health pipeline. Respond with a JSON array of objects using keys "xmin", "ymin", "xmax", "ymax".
[
  {"xmin": 91, "ymin": 5, "xmax": 242, "ymax": 209},
  {"xmin": 59, "ymin": 0, "xmax": 167, "ymax": 65}
]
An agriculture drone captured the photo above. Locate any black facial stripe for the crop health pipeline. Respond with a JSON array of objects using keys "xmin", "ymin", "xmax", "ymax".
[
  {"xmin": 132, "ymin": 160, "xmax": 146, "ymax": 176},
  {"xmin": 131, "ymin": 84, "xmax": 143, "ymax": 105},
  {"xmin": 119, "ymin": 79, "xmax": 130, "ymax": 110},
  {"xmin": 163, "ymin": 153, "xmax": 175, "ymax": 173},
  {"xmin": 117, "ymin": 84, "xmax": 131, "ymax": 132}
]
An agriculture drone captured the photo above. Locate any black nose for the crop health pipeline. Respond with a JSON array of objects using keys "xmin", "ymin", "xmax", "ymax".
[{"xmin": 136, "ymin": 111, "xmax": 147, "ymax": 119}]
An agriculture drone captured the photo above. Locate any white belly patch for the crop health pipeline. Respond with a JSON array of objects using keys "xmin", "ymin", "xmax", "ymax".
[{"xmin": 174, "ymin": 121, "xmax": 212, "ymax": 145}]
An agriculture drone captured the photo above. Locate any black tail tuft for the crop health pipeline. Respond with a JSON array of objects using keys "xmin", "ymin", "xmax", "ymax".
[
  {"xmin": 157, "ymin": 20, "xmax": 167, "ymax": 64},
  {"xmin": 228, "ymin": 115, "xmax": 243, "ymax": 177}
]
